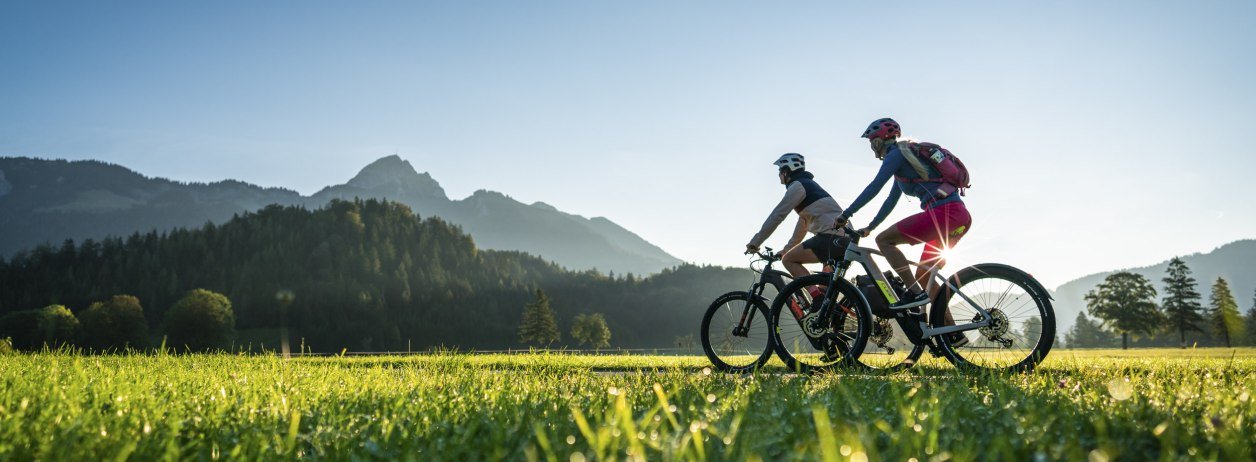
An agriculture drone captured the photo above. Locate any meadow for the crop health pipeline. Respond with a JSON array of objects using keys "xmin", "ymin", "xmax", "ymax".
[{"xmin": 0, "ymin": 349, "xmax": 1252, "ymax": 461}]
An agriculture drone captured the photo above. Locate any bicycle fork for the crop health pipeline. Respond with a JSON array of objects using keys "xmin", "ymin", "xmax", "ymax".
[{"xmin": 733, "ymin": 283, "xmax": 768, "ymax": 337}]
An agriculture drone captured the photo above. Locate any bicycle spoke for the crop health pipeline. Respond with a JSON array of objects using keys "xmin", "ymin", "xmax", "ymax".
[
  {"xmin": 939, "ymin": 267, "xmax": 1050, "ymax": 371},
  {"xmin": 703, "ymin": 294, "xmax": 772, "ymax": 371}
]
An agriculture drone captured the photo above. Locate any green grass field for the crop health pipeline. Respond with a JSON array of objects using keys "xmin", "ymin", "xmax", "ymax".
[{"xmin": 1, "ymin": 349, "xmax": 1253, "ymax": 461}]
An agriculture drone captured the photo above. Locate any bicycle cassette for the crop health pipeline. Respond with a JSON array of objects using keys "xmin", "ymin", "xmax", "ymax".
[{"xmin": 976, "ymin": 308, "xmax": 1014, "ymax": 347}]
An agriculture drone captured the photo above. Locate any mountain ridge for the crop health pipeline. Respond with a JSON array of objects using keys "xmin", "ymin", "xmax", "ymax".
[
  {"xmin": 0, "ymin": 156, "xmax": 683, "ymax": 275},
  {"xmin": 1051, "ymin": 239, "xmax": 1256, "ymax": 335}
]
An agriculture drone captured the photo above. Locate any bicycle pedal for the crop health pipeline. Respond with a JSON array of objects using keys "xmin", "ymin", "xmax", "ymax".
[
  {"xmin": 818, "ymin": 332, "xmax": 843, "ymax": 342},
  {"xmin": 895, "ymin": 308, "xmax": 924, "ymax": 320}
]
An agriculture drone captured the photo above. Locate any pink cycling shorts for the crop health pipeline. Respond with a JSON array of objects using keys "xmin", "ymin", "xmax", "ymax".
[{"xmin": 894, "ymin": 200, "xmax": 972, "ymax": 264}]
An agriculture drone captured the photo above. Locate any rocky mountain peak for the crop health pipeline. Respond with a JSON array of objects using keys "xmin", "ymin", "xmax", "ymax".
[{"xmin": 344, "ymin": 155, "xmax": 446, "ymax": 200}]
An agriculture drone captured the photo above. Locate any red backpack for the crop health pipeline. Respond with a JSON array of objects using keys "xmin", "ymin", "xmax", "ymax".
[{"xmin": 895, "ymin": 141, "xmax": 971, "ymax": 198}]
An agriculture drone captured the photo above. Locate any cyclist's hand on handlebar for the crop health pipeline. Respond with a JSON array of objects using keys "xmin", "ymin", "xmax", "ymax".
[
  {"xmin": 744, "ymin": 244, "xmax": 760, "ymax": 255},
  {"xmin": 834, "ymin": 215, "xmax": 849, "ymax": 228},
  {"xmin": 856, "ymin": 227, "xmax": 872, "ymax": 238}
]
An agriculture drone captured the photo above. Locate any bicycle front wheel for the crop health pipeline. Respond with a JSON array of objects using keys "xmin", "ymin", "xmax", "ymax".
[
  {"xmin": 930, "ymin": 263, "xmax": 1055, "ymax": 372},
  {"xmin": 769, "ymin": 274, "xmax": 873, "ymax": 374},
  {"xmin": 701, "ymin": 291, "xmax": 773, "ymax": 373}
]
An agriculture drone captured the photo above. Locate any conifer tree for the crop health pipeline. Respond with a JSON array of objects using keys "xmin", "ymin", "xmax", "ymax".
[
  {"xmin": 1064, "ymin": 311, "xmax": 1116, "ymax": 348},
  {"xmin": 1207, "ymin": 278, "xmax": 1242, "ymax": 348},
  {"xmin": 519, "ymin": 289, "xmax": 560, "ymax": 347},
  {"xmin": 1085, "ymin": 271, "xmax": 1162, "ymax": 349},
  {"xmin": 1020, "ymin": 316, "xmax": 1043, "ymax": 344},
  {"xmin": 1160, "ymin": 258, "xmax": 1204, "ymax": 347},
  {"xmin": 1245, "ymin": 289, "xmax": 1256, "ymax": 346}
]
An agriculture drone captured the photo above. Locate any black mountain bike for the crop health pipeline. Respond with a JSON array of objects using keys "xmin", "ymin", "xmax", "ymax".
[
  {"xmin": 766, "ymin": 232, "xmax": 876, "ymax": 374},
  {"xmin": 700, "ymin": 248, "xmax": 791, "ymax": 373}
]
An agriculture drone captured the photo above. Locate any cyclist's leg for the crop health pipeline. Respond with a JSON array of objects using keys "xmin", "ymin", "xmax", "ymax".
[
  {"xmin": 788, "ymin": 232, "xmax": 848, "ymax": 277},
  {"xmin": 784, "ymin": 231, "xmax": 849, "ymax": 280},
  {"xmin": 921, "ymin": 239, "xmax": 958, "ymax": 325},
  {"xmin": 917, "ymin": 202, "xmax": 972, "ymax": 324},
  {"xmin": 781, "ymin": 244, "xmax": 820, "ymax": 278},
  {"xmin": 919, "ymin": 240, "xmax": 945, "ymax": 297},
  {"xmin": 882, "ymin": 201, "xmax": 973, "ymax": 293},
  {"xmin": 874, "ymin": 226, "xmax": 919, "ymax": 292}
]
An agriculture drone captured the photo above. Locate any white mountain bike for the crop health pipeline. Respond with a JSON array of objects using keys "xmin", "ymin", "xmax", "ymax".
[{"xmin": 770, "ymin": 230, "xmax": 1055, "ymax": 373}]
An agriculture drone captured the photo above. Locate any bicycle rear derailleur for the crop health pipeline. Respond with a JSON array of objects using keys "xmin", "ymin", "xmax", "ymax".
[
  {"xmin": 870, "ymin": 318, "xmax": 896, "ymax": 354},
  {"xmin": 974, "ymin": 308, "xmax": 1014, "ymax": 348}
]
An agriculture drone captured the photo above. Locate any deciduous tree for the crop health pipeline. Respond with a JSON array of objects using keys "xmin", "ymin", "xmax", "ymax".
[
  {"xmin": 166, "ymin": 289, "xmax": 236, "ymax": 351},
  {"xmin": 1085, "ymin": 272, "xmax": 1162, "ymax": 349},
  {"xmin": 38, "ymin": 305, "xmax": 79, "ymax": 347},
  {"xmin": 0, "ymin": 310, "xmax": 42, "ymax": 350},
  {"xmin": 571, "ymin": 313, "xmax": 612, "ymax": 350},
  {"xmin": 78, "ymin": 295, "xmax": 149, "ymax": 351}
]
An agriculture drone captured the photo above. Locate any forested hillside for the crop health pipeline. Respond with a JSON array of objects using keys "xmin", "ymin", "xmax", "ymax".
[
  {"xmin": 0, "ymin": 199, "xmax": 748, "ymax": 351},
  {"xmin": 0, "ymin": 156, "xmax": 683, "ymax": 275},
  {"xmin": 1053, "ymin": 240, "xmax": 1256, "ymax": 335}
]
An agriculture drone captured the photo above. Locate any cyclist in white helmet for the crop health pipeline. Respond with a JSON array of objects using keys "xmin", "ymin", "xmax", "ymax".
[{"xmin": 745, "ymin": 153, "xmax": 848, "ymax": 278}]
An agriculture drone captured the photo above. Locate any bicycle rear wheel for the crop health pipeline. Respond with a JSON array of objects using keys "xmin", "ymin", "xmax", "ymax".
[
  {"xmin": 930, "ymin": 263, "xmax": 1055, "ymax": 372},
  {"xmin": 701, "ymin": 291, "xmax": 773, "ymax": 373},
  {"xmin": 769, "ymin": 274, "xmax": 872, "ymax": 374}
]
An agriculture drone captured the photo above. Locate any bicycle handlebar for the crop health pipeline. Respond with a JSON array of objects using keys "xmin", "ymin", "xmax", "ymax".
[
  {"xmin": 751, "ymin": 246, "xmax": 779, "ymax": 262},
  {"xmin": 840, "ymin": 227, "xmax": 862, "ymax": 244}
]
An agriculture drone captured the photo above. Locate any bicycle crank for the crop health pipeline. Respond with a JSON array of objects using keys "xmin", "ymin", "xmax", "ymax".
[
  {"xmin": 799, "ymin": 311, "xmax": 831, "ymax": 338},
  {"xmin": 870, "ymin": 318, "xmax": 895, "ymax": 350}
]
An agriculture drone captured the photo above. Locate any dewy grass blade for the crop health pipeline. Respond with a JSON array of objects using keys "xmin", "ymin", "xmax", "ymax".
[{"xmin": 0, "ymin": 350, "xmax": 1251, "ymax": 460}]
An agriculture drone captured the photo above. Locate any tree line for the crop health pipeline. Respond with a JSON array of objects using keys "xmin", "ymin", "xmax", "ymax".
[
  {"xmin": 0, "ymin": 199, "xmax": 748, "ymax": 352},
  {"xmin": 0, "ymin": 289, "xmax": 237, "ymax": 352},
  {"xmin": 1065, "ymin": 257, "xmax": 1256, "ymax": 348}
]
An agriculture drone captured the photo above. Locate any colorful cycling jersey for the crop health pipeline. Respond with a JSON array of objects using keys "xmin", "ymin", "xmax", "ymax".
[
  {"xmin": 841, "ymin": 143, "xmax": 963, "ymax": 230},
  {"xmin": 748, "ymin": 171, "xmax": 845, "ymax": 248}
]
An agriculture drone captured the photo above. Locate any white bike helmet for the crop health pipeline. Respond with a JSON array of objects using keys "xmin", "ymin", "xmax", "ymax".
[{"xmin": 773, "ymin": 153, "xmax": 805, "ymax": 172}]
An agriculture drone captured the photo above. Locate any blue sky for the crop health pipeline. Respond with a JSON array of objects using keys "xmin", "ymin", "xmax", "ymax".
[{"xmin": 2, "ymin": 1, "xmax": 1254, "ymax": 287}]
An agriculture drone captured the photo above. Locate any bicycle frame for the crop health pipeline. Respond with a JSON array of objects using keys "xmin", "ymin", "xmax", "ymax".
[
  {"xmin": 731, "ymin": 252, "xmax": 792, "ymax": 337},
  {"xmin": 834, "ymin": 241, "xmax": 994, "ymax": 340}
]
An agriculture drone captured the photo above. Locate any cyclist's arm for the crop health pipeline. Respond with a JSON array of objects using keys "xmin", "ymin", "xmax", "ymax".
[
  {"xmin": 748, "ymin": 183, "xmax": 805, "ymax": 248},
  {"xmin": 783, "ymin": 216, "xmax": 807, "ymax": 250},
  {"xmin": 839, "ymin": 147, "xmax": 904, "ymax": 220},
  {"xmin": 866, "ymin": 186, "xmax": 902, "ymax": 230}
]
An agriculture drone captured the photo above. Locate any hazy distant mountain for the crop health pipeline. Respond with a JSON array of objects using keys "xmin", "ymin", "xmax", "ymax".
[
  {"xmin": 0, "ymin": 157, "xmax": 305, "ymax": 256},
  {"xmin": 0, "ymin": 156, "xmax": 683, "ymax": 275},
  {"xmin": 1052, "ymin": 240, "xmax": 1256, "ymax": 334}
]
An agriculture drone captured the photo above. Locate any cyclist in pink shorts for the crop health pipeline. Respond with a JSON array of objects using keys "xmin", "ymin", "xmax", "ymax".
[{"xmin": 835, "ymin": 118, "xmax": 973, "ymax": 317}]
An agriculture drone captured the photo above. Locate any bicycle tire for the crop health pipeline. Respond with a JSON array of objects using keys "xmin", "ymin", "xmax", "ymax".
[
  {"xmin": 701, "ymin": 291, "xmax": 773, "ymax": 373},
  {"xmin": 769, "ymin": 274, "xmax": 873, "ymax": 374},
  {"xmin": 930, "ymin": 263, "xmax": 1055, "ymax": 373}
]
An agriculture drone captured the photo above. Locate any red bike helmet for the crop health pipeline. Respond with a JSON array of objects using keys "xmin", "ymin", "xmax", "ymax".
[{"xmin": 861, "ymin": 118, "xmax": 901, "ymax": 140}]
